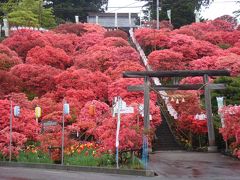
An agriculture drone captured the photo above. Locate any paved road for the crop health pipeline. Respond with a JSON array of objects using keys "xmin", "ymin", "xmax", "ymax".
[
  {"xmin": 149, "ymin": 151, "xmax": 240, "ymax": 180},
  {"xmin": 0, "ymin": 167, "xmax": 147, "ymax": 180},
  {"xmin": 0, "ymin": 151, "xmax": 240, "ymax": 180}
]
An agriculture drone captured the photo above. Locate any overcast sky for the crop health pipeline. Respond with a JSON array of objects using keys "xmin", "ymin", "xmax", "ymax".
[{"xmin": 107, "ymin": 0, "xmax": 239, "ymax": 20}]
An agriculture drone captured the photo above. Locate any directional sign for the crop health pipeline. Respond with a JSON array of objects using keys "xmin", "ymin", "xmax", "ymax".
[
  {"xmin": 112, "ymin": 98, "xmax": 134, "ymax": 117},
  {"xmin": 41, "ymin": 120, "xmax": 58, "ymax": 133},
  {"xmin": 43, "ymin": 120, "xmax": 58, "ymax": 127},
  {"xmin": 120, "ymin": 107, "xmax": 134, "ymax": 114}
]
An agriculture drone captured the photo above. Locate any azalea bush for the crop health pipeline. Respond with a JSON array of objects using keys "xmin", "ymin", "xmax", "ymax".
[
  {"xmin": 0, "ymin": 71, "xmax": 22, "ymax": 97},
  {"xmin": 10, "ymin": 64, "xmax": 61, "ymax": 97},
  {"xmin": 220, "ymin": 106, "xmax": 240, "ymax": 159},
  {"xmin": 2, "ymin": 30, "xmax": 50, "ymax": 59},
  {"xmin": 0, "ymin": 44, "xmax": 22, "ymax": 71},
  {"xmin": 26, "ymin": 45, "xmax": 72, "ymax": 69},
  {"xmin": 53, "ymin": 23, "xmax": 106, "ymax": 36},
  {"xmin": 0, "ymin": 99, "xmax": 40, "ymax": 159},
  {"xmin": 176, "ymin": 114, "xmax": 208, "ymax": 150},
  {"xmin": 148, "ymin": 49, "xmax": 184, "ymax": 70},
  {"xmin": 104, "ymin": 29, "xmax": 128, "ymax": 41}
]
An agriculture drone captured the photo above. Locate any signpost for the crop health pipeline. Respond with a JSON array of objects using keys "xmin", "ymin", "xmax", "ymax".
[
  {"xmin": 112, "ymin": 97, "xmax": 134, "ymax": 169},
  {"xmin": 61, "ymin": 100, "xmax": 70, "ymax": 165},
  {"xmin": 9, "ymin": 101, "xmax": 20, "ymax": 162}
]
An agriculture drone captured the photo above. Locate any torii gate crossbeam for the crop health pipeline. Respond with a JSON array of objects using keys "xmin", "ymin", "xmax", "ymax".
[{"xmin": 123, "ymin": 70, "xmax": 230, "ymax": 152}]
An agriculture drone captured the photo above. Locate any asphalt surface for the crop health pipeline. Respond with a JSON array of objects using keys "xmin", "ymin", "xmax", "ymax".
[
  {"xmin": 149, "ymin": 151, "xmax": 240, "ymax": 180},
  {"xmin": 0, "ymin": 151, "xmax": 240, "ymax": 180},
  {"xmin": 0, "ymin": 167, "xmax": 147, "ymax": 180}
]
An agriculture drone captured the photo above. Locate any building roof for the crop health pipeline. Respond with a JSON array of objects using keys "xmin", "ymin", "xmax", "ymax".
[{"xmin": 88, "ymin": 12, "xmax": 139, "ymax": 18}]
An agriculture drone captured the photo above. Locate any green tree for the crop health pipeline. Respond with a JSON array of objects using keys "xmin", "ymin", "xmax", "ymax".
[
  {"xmin": 1, "ymin": 0, "xmax": 56, "ymax": 28},
  {"xmin": 8, "ymin": 10, "xmax": 38, "ymax": 26},
  {"xmin": 212, "ymin": 77, "xmax": 240, "ymax": 113},
  {"xmin": 140, "ymin": 0, "xmax": 213, "ymax": 28},
  {"xmin": 0, "ymin": 0, "xmax": 18, "ymax": 15},
  {"xmin": 47, "ymin": 0, "xmax": 108, "ymax": 23}
]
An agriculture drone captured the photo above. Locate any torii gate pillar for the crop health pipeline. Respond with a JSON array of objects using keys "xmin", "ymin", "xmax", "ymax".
[{"xmin": 203, "ymin": 74, "xmax": 217, "ymax": 152}]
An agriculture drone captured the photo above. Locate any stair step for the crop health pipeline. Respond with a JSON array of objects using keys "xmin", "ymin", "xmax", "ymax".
[{"xmin": 153, "ymin": 114, "xmax": 183, "ymax": 151}]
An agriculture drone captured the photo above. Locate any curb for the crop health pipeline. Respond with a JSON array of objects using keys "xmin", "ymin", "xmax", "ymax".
[{"xmin": 0, "ymin": 161, "xmax": 155, "ymax": 177}]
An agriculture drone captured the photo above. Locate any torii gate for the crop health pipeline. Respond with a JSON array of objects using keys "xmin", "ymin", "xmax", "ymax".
[{"xmin": 123, "ymin": 70, "xmax": 230, "ymax": 152}]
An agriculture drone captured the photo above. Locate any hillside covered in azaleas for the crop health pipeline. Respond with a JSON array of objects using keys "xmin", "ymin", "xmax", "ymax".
[
  {"xmin": 0, "ymin": 22, "xmax": 161, "ymax": 161},
  {"xmin": 135, "ymin": 17, "xmax": 240, "ymax": 155},
  {"xmin": 1, "ymin": 16, "xmax": 240, "ymax": 161}
]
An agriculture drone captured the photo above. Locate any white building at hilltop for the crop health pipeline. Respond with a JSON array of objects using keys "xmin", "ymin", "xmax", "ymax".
[{"xmin": 87, "ymin": 12, "xmax": 139, "ymax": 28}]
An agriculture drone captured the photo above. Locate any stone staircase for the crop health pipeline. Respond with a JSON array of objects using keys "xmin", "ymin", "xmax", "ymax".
[
  {"xmin": 153, "ymin": 114, "xmax": 183, "ymax": 151},
  {"xmin": 128, "ymin": 28, "xmax": 184, "ymax": 151}
]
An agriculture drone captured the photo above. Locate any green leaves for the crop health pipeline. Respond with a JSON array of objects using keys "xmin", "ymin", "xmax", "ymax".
[
  {"xmin": 212, "ymin": 77, "xmax": 240, "ymax": 113},
  {"xmin": 8, "ymin": 10, "xmax": 39, "ymax": 27},
  {"xmin": 2, "ymin": 0, "xmax": 56, "ymax": 28}
]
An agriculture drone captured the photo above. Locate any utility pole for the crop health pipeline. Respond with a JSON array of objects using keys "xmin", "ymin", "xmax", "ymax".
[{"xmin": 156, "ymin": 0, "xmax": 160, "ymax": 29}]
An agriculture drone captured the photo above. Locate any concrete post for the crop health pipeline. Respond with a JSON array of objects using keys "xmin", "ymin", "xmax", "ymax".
[
  {"xmin": 129, "ymin": 12, "xmax": 132, "ymax": 27},
  {"xmin": 115, "ymin": 12, "xmax": 118, "ymax": 28},
  {"xmin": 96, "ymin": 15, "xmax": 99, "ymax": 24}
]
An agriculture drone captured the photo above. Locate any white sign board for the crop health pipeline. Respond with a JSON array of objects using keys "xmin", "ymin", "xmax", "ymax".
[
  {"xmin": 216, "ymin": 97, "xmax": 225, "ymax": 127},
  {"xmin": 120, "ymin": 107, "xmax": 134, "ymax": 114},
  {"xmin": 112, "ymin": 98, "xmax": 134, "ymax": 117}
]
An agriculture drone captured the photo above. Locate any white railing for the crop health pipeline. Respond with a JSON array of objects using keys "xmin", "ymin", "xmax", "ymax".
[
  {"xmin": 10, "ymin": 26, "xmax": 48, "ymax": 32},
  {"xmin": 129, "ymin": 28, "xmax": 178, "ymax": 119}
]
